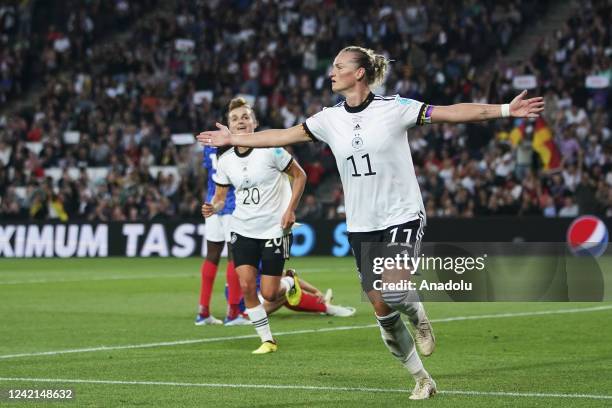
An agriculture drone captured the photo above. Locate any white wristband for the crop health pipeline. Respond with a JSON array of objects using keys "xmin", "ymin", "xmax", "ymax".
[{"xmin": 501, "ymin": 104, "xmax": 510, "ymax": 118}]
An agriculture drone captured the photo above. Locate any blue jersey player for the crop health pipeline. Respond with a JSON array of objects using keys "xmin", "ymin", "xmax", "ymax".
[{"xmin": 196, "ymin": 146, "xmax": 248, "ymax": 326}]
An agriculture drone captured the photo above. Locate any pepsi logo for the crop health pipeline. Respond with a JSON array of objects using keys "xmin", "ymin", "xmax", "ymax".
[{"xmin": 566, "ymin": 215, "xmax": 609, "ymax": 257}]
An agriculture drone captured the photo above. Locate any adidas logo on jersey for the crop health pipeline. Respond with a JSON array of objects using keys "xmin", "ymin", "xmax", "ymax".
[{"xmin": 274, "ymin": 248, "xmax": 281, "ymax": 254}]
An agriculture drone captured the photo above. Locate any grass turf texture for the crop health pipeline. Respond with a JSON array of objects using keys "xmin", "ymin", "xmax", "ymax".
[{"xmin": 1, "ymin": 257, "xmax": 611, "ymax": 407}]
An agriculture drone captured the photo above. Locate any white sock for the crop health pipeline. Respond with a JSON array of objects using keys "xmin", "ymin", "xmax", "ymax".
[
  {"xmin": 246, "ymin": 304, "xmax": 273, "ymax": 343},
  {"xmin": 279, "ymin": 276, "xmax": 294, "ymax": 294},
  {"xmin": 402, "ymin": 349, "xmax": 429, "ymax": 380},
  {"xmin": 386, "ymin": 290, "xmax": 425, "ymax": 325},
  {"xmin": 376, "ymin": 311, "xmax": 414, "ymax": 358},
  {"xmin": 376, "ymin": 311, "xmax": 428, "ymax": 381}
]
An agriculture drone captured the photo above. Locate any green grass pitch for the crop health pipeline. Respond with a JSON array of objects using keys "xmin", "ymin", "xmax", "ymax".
[{"xmin": 1, "ymin": 256, "xmax": 611, "ymax": 407}]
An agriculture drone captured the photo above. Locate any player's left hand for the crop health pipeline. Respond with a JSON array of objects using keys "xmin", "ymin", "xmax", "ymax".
[
  {"xmin": 202, "ymin": 203, "xmax": 215, "ymax": 218},
  {"xmin": 281, "ymin": 210, "xmax": 296, "ymax": 230},
  {"xmin": 196, "ymin": 123, "xmax": 232, "ymax": 147},
  {"xmin": 509, "ymin": 90, "xmax": 545, "ymax": 118}
]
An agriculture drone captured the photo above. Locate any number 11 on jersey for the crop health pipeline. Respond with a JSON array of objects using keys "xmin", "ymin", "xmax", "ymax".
[{"xmin": 347, "ymin": 153, "xmax": 376, "ymax": 177}]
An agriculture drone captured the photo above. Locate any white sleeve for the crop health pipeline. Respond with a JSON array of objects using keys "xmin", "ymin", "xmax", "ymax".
[
  {"xmin": 271, "ymin": 147, "xmax": 293, "ymax": 172},
  {"xmin": 303, "ymin": 109, "xmax": 329, "ymax": 144},
  {"xmin": 394, "ymin": 95, "xmax": 431, "ymax": 129},
  {"xmin": 211, "ymin": 159, "xmax": 231, "ymax": 186}
]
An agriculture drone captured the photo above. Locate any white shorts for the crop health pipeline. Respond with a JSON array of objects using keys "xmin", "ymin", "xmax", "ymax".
[{"xmin": 205, "ymin": 214, "xmax": 232, "ymax": 243}]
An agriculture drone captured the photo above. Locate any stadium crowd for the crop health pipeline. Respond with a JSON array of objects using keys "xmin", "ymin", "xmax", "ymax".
[
  {"xmin": 0, "ymin": 0, "xmax": 610, "ymax": 222},
  {"xmin": 0, "ymin": 0, "xmax": 29, "ymax": 106},
  {"xmin": 0, "ymin": 0, "xmax": 160, "ymax": 106}
]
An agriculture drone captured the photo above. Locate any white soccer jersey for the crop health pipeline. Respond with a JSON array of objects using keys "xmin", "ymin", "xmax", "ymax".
[
  {"xmin": 213, "ymin": 147, "xmax": 293, "ymax": 239},
  {"xmin": 304, "ymin": 93, "xmax": 430, "ymax": 232}
]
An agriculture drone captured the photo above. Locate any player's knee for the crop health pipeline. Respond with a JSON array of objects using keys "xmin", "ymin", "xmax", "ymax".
[
  {"xmin": 372, "ymin": 300, "xmax": 393, "ymax": 316},
  {"xmin": 239, "ymin": 279, "xmax": 257, "ymax": 296},
  {"xmin": 260, "ymin": 287, "xmax": 278, "ymax": 302},
  {"xmin": 380, "ymin": 289, "xmax": 419, "ymax": 314},
  {"xmin": 205, "ymin": 252, "xmax": 221, "ymax": 264},
  {"xmin": 381, "ymin": 292, "xmax": 404, "ymax": 309},
  {"xmin": 226, "ymin": 243, "xmax": 233, "ymax": 261},
  {"xmin": 205, "ymin": 242, "xmax": 223, "ymax": 263}
]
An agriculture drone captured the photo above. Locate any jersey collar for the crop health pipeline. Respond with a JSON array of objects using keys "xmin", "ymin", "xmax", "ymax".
[
  {"xmin": 344, "ymin": 92, "xmax": 375, "ymax": 113},
  {"xmin": 234, "ymin": 147, "xmax": 253, "ymax": 157}
]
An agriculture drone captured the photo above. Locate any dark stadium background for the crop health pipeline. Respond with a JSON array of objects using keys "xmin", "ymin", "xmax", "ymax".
[{"xmin": 0, "ymin": 0, "xmax": 610, "ymax": 251}]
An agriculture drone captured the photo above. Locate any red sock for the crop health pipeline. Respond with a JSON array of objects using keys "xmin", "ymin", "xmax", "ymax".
[
  {"xmin": 227, "ymin": 304, "xmax": 242, "ymax": 320},
  {"xmin": 285, "ymin": 292, "xmax": 327, "ymax": 313},
  {"xmin": 199, "ymin": 260, "xmax": 218, "ymax": 316},
  {"xmin": 226, "ymin": 261, "xmax": 243, "ymax": 319},
  {"xmin": 226, "ymin": 261, "xmax": 242, "ymax": 304}
]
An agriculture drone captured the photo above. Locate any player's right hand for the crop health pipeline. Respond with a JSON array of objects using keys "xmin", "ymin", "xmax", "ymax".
[
  {"xmin": 196, "ymin": 123, "xmax": 232, "ymax": 147},
  {"xmin": 201, "ymin": 202, "xmax": 215, "ymax": 218}
]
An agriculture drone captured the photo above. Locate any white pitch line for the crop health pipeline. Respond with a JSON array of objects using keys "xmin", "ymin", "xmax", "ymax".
[
  {"xmin": 0, "ymin": 326, "xmax": 370, "ymax": 360},
  {"xmin": 430, "ymin": 304, "xmax": 612, "ymax": 322},
  {"xmin": 440, "ymin": 389, "xmax": 612, "ymax": 400},
  {"xmin": 0, "ymin": 267, "xmax": 340, "ymax": 285},
  {"xmin": 1, "ymin": 305, "xmax": 611, "ymax": 360},
  {"xmin": 0, "ymin": 377, "xmax": 610, "ymax": 401},
  {"xmin": 0, "ymin": 273, "xmax": 197, "ymax": 285}
]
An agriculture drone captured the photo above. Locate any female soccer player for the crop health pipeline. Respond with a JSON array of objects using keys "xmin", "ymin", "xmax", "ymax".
[
  {"xmin": 224, "ymin": 268, "xmax": 356, "ymax": 319},
  {"xmin": 262, "ymin": 269, "xmax": 356, "ymax": 317},
  {"xmin": 202, "ymin": 97, "xmax": 307, "ymax": 354},
  {"xmin": 196, "ymin": 145, "xmax": 249, "ymax": 326},
  {"xmin": 198, "ymin": 46, "xmax": 544, "ymax": 398}
]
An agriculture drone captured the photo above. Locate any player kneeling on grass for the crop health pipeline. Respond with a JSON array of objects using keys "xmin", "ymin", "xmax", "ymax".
[
  {"xmin": 201, "ymin": 97, "xmax": 307, "ymax": 354},
  {"xmin": 264, "ymin": 269, "xmax": 356, "ymax": 317},
  {"xmin": 227, "ymin": 269, "xmax": 356, "ymax": 318}
]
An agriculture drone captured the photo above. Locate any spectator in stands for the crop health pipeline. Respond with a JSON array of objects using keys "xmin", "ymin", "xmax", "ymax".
[
  {"xmin": 297, "ymin": 194, "xmax": 323, "ymax": 220},
  {"xmin": 558, "ymin": 195, "xmax": 579, "ymax": 217}
]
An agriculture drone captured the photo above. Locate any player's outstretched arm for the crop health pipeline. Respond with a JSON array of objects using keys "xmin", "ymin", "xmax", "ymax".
[
  {"xmin": 430, "ymin": 90, "xmax": 544, "ymax": 124},
  {"xmin": 197, "ymin": 123, "xmax": 311, "ymax": 148},
  {"xmin": 201, "ymin": 185, "xmax": 229, "ymax": 217}
]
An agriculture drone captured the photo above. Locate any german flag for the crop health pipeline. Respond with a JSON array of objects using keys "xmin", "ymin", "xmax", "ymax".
[
  {"xmin": 508, "ymin": 121, "xmax": 526, "ymax": 147},
  {"xmin": 531, "ymin": 117, "xmax": 561, "ymax": 170}
]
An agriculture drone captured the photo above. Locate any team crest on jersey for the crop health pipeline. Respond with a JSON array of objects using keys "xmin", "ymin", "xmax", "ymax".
[
  {"xmin": 231, "ymin": 233, "xmax": 238, "ymax": 244},
  {"xmin": 395, "ymin": 95, "xmax": 412, "ymax": 105},
  {"xmin": 352, "ymin": 136, "xmax": 364, "ymax": 150}
]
